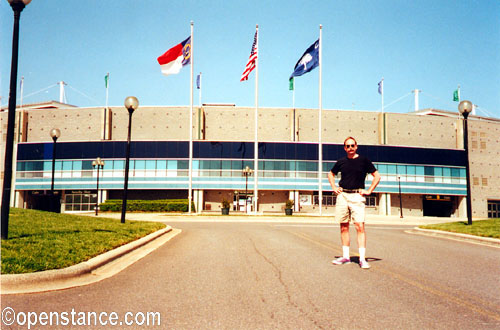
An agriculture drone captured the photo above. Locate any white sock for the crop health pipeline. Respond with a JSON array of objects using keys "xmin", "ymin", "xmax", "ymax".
[
  {"xmin": 359, "ymin": 247, "xmax": 366, "ymax": 261},
  {"xmin": 342, "ymin": 246, "xmax": 350, "ymax": 259}
]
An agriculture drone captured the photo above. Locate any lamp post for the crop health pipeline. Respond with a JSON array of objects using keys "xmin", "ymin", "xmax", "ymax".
[
  {"xmin": 242, "ymin": 166, "xmax": 253, "ymax": 213},
  {"xmin": 49, "ymin": 128, "xmax": 61, "ymax": 194},
  {"xmin": 398, "ymin": 175, "xmax": 403, "ymax": 218},
  {"xmin": 458, "ymin": 100, "xmax": 473, "ymax": 225},
  {"xmin": 121, "ymin": 96, "xmax": 139, "ymax": 223},
  {"xmin": 1, "ymin": 0, "xmax": 31, "ymax": 240},
  {"xmin": 92, "ymin": 157, "xmax": 105, "ymax": 216}
]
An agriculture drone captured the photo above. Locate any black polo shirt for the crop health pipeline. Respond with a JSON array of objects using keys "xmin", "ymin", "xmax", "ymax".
[{"xmin": 331, "ymin": 155, "xmax": 377, "ymax": 190}]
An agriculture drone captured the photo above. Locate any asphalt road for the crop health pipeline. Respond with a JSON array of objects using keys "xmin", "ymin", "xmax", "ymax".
[{"xmin": 2, "ymin": 222, "xmax": 499, "ymax": 329}]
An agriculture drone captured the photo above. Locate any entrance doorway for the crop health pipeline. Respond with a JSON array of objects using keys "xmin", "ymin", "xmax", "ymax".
[
  {"xmin": 234, "ymin": 192, "xmax": 252, "ymax": 212},
  {"xmin": 423, "ymin": 195, "xmax": 453, "ymax": 217},
  {"xmin": 27, "ymin": 191, "xmax": 61, "ymax": 213}
]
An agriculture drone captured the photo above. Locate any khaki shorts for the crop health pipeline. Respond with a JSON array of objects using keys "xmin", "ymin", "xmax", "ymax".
[{"xmin": 335, "ymin": 192, "xmax": 366, "ymax": 223}]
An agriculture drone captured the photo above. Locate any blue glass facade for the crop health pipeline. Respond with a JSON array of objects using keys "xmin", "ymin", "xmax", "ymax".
[{"xmin": 15, "ymin": 141, "xmax": 467, "ymax": 196}]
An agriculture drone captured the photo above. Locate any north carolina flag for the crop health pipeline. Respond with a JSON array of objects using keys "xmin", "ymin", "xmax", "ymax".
[{"xmin": 157, "ymin": 37, "xmax": 191, "ymax": 76}]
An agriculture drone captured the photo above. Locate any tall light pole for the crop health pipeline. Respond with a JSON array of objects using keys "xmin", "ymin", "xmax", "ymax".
[
  {"xmin": 458, "ymin": 100, "xmax": 473, "ymax": 225},
  {"xmin": 242, "ymin": 166, "xmax": 253, "ymax": 213},
  {"xmin": 92, "ymin": 157, "xmax": 105, "ymax": 216},
  {"xmin": 49, "ymin": 128, "xmax": 61, "ymax": 194},
  {"xmin": 1, "ymin": 0, "xmax": 31, "ymax": 240},
  {"xmin": 121, "ymin": 96, "xmax": 139, "ymax": 223},
  {"xmin": 398, "ymin": 175, "xmax": 403, "ymax": 218}
]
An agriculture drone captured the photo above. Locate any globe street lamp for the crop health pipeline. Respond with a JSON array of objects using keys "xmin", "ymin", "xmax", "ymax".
[
  {"xmin": 1, "ymin": 0, "xmax": 31, "ymax": 240},
  {"xmin": 49, "ymin": 128, "xmax": 61, "ymax": 194},
  {"xmin": 458, "ymin": 100, "xmax": 473, "ymax": 225},
  {"xmin": 242, "ymin": 166, "xmax": 253, "ymax": 213},
  {"xmin": 92, "ymin": 157, "xmax": 105, "ymax": 216},
  {"xmin": 121, "ymin": 96, "xmax": 139, "ymax": 223}
]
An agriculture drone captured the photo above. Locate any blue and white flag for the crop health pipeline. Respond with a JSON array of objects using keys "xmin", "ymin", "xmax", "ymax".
[
  {"xmin": 196, "ymin": 73, "xmax": 201, "ymax": 89},
  {"xmin": 378, "ymin": 79, "xmax": 383, "ymax": 95},
  {"xmin": 290, "ymin": 39, "xmax": 319, "ymax": 79}
]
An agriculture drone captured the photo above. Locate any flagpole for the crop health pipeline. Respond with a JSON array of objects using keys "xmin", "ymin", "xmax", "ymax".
[
  {"xmin": 188, "ymin": 21, "xmax": 194, "ymax": 214},
  {"xmin": 381, "ymin": 77, "xmax": 386, "ymax": 144},
  {"xmin": 105, "ymin": 73, "xmax": 109, "ymax": 140},
  {"xmin": 292, "ymin": 79, "xmax": 296, "ymax": 143},
  {"xmin": 458, "ymin": 84, "xmax": 460, "ymax": 102},
  {"xmin": 253, "ymin": 24, "xmax": 259, "ymax": 214},
  {"xmin": 318, "ymin": 24, "xmax": 323, "ymax": 216}
]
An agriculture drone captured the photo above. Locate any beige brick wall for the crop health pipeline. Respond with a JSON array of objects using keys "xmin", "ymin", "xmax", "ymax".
[
  {"xmin": 1, "ymin": 111, "xmax": 7, "ymax": 174},
  {"xmin": 385, "ymin": 113, "xmax": 459, "ymax": 148},
  {"xmin": 110, "ymin": 106, "xmax": 197, "ymax": 141},
  {"xmin": 258, "ymin": 108, "xmax": 292, "ymax": 142},
  {"xmin": 322, "ymin": 110, "xmax": 380, "ymax": 144},
  {"xmin": 467, "ymin": 119, "xmax": 500, "ymax": 217},
  {"xmin": 26, "ymin": 107, "xmax": 102, "ymax": 142},
  {"xmin": 204, "ymin": 106, "xmax": 254, "ymax": 141},
  {"xmin": 292, "ymin": 109, "xmax": 381, "ymax": 144}
]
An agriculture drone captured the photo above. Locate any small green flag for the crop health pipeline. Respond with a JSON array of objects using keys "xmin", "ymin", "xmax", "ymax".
[
  {"xmin": 453, "ymin": 89, "xmax": 459, "ymax": 102},
  {"xmin": 289, "ymin": 77, "xmax": 294, "ymax": 91},
  {"xmin": 105, "ymin": 73, "xmax": 109, "ymax": 89}
]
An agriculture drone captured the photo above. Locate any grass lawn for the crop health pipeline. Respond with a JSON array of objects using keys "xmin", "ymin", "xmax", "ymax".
[
  {"xmin": 420, "ymin": 218, "xmax": 500, "ymax": 239},
  {"xmin": 1, "ymin": 208, "xmax": 166, "ymax": 274}
]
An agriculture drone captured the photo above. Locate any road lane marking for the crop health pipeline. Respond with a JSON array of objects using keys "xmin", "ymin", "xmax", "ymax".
[{"xmin": 282, "ymin": 228, "xmax": 500, "ymax": 322}]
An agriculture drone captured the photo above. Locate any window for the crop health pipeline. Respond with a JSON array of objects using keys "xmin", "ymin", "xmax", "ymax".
[
  {"xmin": 443, "ymin": 167, "xmax": 452, "ymax": 183},
  {"xmin": 313, "ymin": 195, "xmax": 337, "ymax": 206},
  {"xmin": 406, "ymin": 165, "xmax": 416, "ymax": 182},
  {"xmin": 65, "ymin": 192, "xmax": 97, "ymax": 212},
  {"xmin": 416, "ymin": 166, "xmax": 425, "ymax": 182},
  {"xmin": 397, "ymin": 165, "xmax": 406, "ymax": 176},
  {"xmin": 366, "ymin": 196, "xmax": 376, "ymax": 207},
  {"xmin": 82, "ymin": 160, "xmax": 93, "ymax": 177},
  {"xmin": 221, "ymin": 160, "xmax": 231, "ymax": 177},
  {"xmin": 424, "ymin": 166, "xmax": 434, "ymax": 183},
  {"xmin": 451, "ymin": 168, "xmax": 461, "ymax": 183},
  {"xmin": 488, "ymin": 200, "xmax": 500, "ymax": 218}
]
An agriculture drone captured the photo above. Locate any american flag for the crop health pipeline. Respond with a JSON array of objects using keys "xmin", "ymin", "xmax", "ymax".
[{"xmin": 240, "ymin": 30, "xmax": 258, "ymax": 81}]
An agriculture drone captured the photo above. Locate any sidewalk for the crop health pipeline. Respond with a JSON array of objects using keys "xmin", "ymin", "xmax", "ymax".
[
  {"xmin": 1, "ymin": 226, "xmax": 181, "ymax": 295},
  {"xmin": 84, "ymin": 211, "xmax": 468, "ymax": 226}
]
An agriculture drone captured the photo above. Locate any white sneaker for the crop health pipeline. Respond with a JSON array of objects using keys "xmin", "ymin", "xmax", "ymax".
[
  {"xmin": 359, "ymin": 260, "xmax": 371, "ymax": 269},
  {"xmin": 332, "ymin": 257, "xmax": 351, "ymax": 265}
]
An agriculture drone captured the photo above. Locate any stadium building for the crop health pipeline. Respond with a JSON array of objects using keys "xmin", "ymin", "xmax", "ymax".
[{"xmin": 1, "ymin": 101, "xmax": 499, "ymax": 219}]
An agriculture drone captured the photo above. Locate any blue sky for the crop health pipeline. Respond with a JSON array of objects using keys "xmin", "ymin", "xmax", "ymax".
[{"xmin": 1, "ymin": 0, "xmax": 499, "ymax": 118}]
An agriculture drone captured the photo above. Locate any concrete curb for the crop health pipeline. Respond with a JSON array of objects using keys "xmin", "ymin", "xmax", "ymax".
[
  {"xmin": 1, "ymin": 226, "xmax": 172, "ymax": 291},
  {"xmin": 406, "ymin": 227, "xmax": 500, "ymax": 247}
]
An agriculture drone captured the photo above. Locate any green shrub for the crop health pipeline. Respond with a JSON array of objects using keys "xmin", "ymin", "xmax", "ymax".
[{"xmin": 99, "ymin": 199, "xmax": 194, "ymax": 212}]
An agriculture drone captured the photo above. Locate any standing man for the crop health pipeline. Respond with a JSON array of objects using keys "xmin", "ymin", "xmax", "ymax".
[{"xmin": 328, "ymin": 137, "xmax": 381, "ymax": 269}]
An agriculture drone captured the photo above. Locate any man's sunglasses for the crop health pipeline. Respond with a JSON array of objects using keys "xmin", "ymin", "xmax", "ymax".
[{"xmin": 345, "ymin": 144, "xmax": 356, "ymax": 148}]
